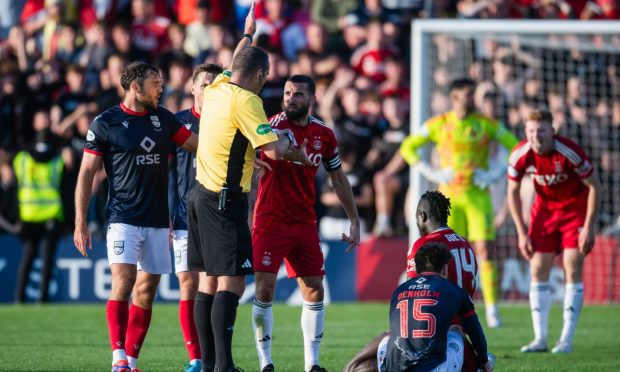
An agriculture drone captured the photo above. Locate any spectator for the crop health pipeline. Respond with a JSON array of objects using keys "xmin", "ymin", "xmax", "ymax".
[
  {"xmin": 161, "ymin": 56, "xmax": 192, "ymax": 103},
  {"xmin": 320, "ymin": 143, "xmax": 373, "ymax": 240},
  {"xmin": 303, "ymin": 22, "xmax": 341, "ymax": 77},
  {"xmin": 379, "ymin": 55, "xmax": 410, "ymax": 102},
  {"xmin": 156, "ymin": 22, "xmax": 192, "ymax": 76},
  {"xmin": 580, "ymin": 0, "xmax": 620, "ymax": 19},
  {"xmin": 79, "ymin": 21, "xmax": 113, "ymax": 93},
  {"xmin": 260, "ymin": 52, "xmax": 288, "ymax": 117},
  {"xmin": 53, "ymin": 22, "xmax": 83, "ymax": 64},
  {"xmin": 97, "ymin": 53, "xmax": 126, "ymax": 112},
  {"xmin": 14, "ymin": 110, "xmax": 68, "ymax": 303},
  {"xmin": 350, "ymin": 18, "xmax": 400, "ymax": 84},
  {"xmin": 255, "ymin": 0, "xmax": 306, "ymax": 60},
  {"xmin": 311, "ymin": 0, "xmax": 358, "ymax": 36},
  {"xmin": 0, "ymin": 64, "xmax": 22, "ymax": 152},
  {"xmin": 344, "ymin": 0, "xmax": 403, "ymax": 26},
  {"xmin": 110, "ymin": 21, "xmax": 152, "ymax": 62},
  {"xmin": 51, "ymin": 64, "xmax": 92, "ymax": 138},
  {"xmin": 130, "ymin": 0, "xmax": 171, "ymax": 60},
  {"xmin": 371, "ymin": 95, "xmax": 410, "ymax": 236},
  {"xmin": 0, "ymin": 154, "xmax": 19, "ymax": 235},
  {"xmin": 183, "ymin": 0, "xmax": 214, "ymax": 58}
]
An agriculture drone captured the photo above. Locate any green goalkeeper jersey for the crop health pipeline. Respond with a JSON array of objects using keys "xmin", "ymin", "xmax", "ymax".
[{"xmin": 400, "ymin": 111, "xmax": 518, "ymax": 194}]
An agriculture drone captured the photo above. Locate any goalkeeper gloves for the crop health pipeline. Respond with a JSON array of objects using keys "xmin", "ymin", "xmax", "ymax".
[
  {"xmin": 472, "ymin": 164, "xmax": 507, "ymax": 189},
  {"xmin": 415, "ymin": 161, "xmax": 454, "ymax": 184}
]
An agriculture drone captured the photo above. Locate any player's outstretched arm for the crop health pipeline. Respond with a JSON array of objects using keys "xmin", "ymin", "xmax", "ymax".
[
  {"xmin": 229, "ymin": 2, "xmax": 256, "ymax": 70},
  {"xmin": 507, "ymin": 178, "xmax": 533, "ymax": 260},
  {"xmin": 579, "ymin": 171, "xmax": 601, "ymax": 255},
  {"xmin": 74, "ymin": 152, "xmax": 103, "ymax": 257},
  {"xmin": 328, "ymin": 167, "xmax": 361, "ymax": 251}
]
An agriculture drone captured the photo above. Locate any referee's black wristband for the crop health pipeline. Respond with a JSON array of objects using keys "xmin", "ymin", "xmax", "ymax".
[{"xmin": 242, "ymin": 33, "xmax": 253, "ymax": 43}]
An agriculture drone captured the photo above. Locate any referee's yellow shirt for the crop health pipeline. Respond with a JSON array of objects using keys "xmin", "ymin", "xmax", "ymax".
[{"xmin": 196, "ymin": 71, "xmax": 278, "ymax": 193}]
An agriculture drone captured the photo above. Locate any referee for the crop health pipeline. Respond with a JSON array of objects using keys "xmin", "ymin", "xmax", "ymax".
[{"xmin": 187, "ymin": 4, "xmax": 311, "ymax": 371}]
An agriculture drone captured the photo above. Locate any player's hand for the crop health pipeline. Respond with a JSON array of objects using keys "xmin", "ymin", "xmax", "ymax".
[
  {"xmin": 74, "ymin": 222, "xmax": 92, "ymax": 257},
  {"xmin": 284, "ymin": 138, "xmax": 313, "ymax": 166},
  {"xmin": 415, "ymin": 161, "xmax": 454, "ymax": 184},
  {"xmin": 483, "ymin": 352, "xmax": 495, "ymax": 372},
  {"xmin": 253, "ymin": 158, "xmax": 272, "ymax": 178},
  {"xmin": 342, "ymin": 220, "xmax": 361, "ymax": 252},
  {"xmin": 244, "ymin": 2, "xmax": 256, "ymax": 36},
  {"xmin": 472, "ymin": 168, "xmax": 494, "ymax": 189},
  {"xmin": 517, "ymin": 232, "xmax": 533, "ymax": 260},
  {"xmin": 578, "ymin": 225, "xmax": 596, "ymax": 255}
]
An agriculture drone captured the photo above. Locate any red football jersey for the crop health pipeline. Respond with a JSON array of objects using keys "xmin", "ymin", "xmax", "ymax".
[
  {"xmin": 350, "ymin": 45, "xmax": 398, "ymax": 83},
  {"xmin": 508, "ymin": 136, "xmax": 594, "ymax": 209},
  {"xmin": 253, "ymin": 113, "xmax": 340, "ymax": 229},
  {"xmin": 406, "ymin": 228, "xmax": 478, "ymax": 297}
]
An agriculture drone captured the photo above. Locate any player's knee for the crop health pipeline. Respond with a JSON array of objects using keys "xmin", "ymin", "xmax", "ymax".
[
  {"xmin": 179, "ymin": 280, "xmax": 198, "ymax": 300},
  {"xmin": 255, "ymin": 281, "xmax": 276, "ymax": 302},
  {"xmin": 302, "ymin": 285, "xmax": 324, "ymax": 302},
  {"xmin": 178, "ymin": 272, "xmax": 198, "ymax": 291},
  {"xmin": 448, "ymin": 324, "xmax": 464, "ymax": 338},
  {"xmin": 564, "ymin": 266, "xmax": 583, "ymax": 283},
  {"xmin": 217, "ymin": 275, "xmax": 245, "ymax": 296},
  {"xmin": 110, "ymin": 276, "xmax": 136, "ymax": 300}
]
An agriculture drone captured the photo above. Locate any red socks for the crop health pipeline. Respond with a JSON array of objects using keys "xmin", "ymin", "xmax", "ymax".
[
  {"xmin": 125, "ymin": 303, "xmax": 153, "ymax": 358},
  {"xmin": 107, "ymin": 300, "xmax": 129, "ymax": 351},
  {"xmin": 179, "ymin": 300, "xmax": 202, "ymax": 360}
]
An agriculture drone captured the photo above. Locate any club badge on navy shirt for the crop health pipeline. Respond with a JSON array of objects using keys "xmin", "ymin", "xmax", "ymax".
[{"xmin": 150, "ymin": 115, "xmax": 162, "ymax": 132}]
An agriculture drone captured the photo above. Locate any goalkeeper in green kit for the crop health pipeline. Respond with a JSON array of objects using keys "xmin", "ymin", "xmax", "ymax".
[{"xmin": 380, "ymin": 78, "xmax": 518, "ymax": 328}]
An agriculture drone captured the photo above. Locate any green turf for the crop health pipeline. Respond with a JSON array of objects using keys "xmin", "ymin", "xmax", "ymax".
[{"xmin": 0, "ymin": 303, "xmax": 618, "ymax": 371}]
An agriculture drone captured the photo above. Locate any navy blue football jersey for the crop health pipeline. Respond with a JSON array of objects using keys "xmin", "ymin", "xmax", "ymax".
[
  {"xmin": 84, "ymin": 103, "xmax": 191, "ymax": 228},
  {"xmin": 171, "ymin": 107, "xmax": 200, "ymax": 230},
  {"xmin": 383, "ymin": 273, "xmax": 477, "ymax": 371}
]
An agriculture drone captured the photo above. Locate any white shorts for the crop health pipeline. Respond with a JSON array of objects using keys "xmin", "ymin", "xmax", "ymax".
[
  {"xmin": 377, "ymin": 331, "xmax": 464, "ymax": 372},
  {"xmin": 172, "ymin": 230, "xmax": 189, "ymax": 274},
  {"xmin": 377, "ymin": 334, "xmax": 389, "ymax": 371},
  {"xmin": 107, "ymin": 223, "xmax": 171, "ymax": 274}
]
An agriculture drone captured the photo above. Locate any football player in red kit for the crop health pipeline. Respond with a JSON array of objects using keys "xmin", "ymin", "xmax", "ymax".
[
  {"xmin": 508, "ymin": 110, "xmax": 600, "ymax": 354},
  {"xmin": 251, "ymin": 75, "xmax": 360, "ymax": 372}
]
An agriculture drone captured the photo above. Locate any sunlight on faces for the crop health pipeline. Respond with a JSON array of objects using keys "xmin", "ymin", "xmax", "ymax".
[
  {"xmin": 134, "ymin": 71, "xmax": 163, "ymax": 109},
  {"xmin": 450, "ymin": 85, "xmax": 475, "ymax": 112},
  {"xmin": 525, "ymin": 119, "xmax": 554, "ymax": 155},
  {"xmin": 191, "ymin": 71, "xmax": 217, "ymax": 110},
  {"xmin": 283, "ymin": 81, "xmax": 314, "ymax": 120}
]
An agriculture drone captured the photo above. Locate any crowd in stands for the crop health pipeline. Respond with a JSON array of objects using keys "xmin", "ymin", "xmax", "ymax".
[{"xmin": 1, "ymin": 0, "xmax": 619, "ymax": 240}]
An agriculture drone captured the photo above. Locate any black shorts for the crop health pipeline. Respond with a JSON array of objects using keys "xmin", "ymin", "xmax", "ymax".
[{"xmin": 187, "ymin": 183, "xmax": 253, "ymax": 276}]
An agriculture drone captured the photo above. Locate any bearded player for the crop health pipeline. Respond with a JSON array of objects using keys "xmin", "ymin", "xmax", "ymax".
[{"xmin": 251, "ymin": 74, "xmax": 361, "ymax": 372}]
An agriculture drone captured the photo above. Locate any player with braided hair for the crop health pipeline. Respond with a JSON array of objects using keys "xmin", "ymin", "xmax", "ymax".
[{"xmin": 345, "ymin": 191, "xmax": 486, "ymax": 372}]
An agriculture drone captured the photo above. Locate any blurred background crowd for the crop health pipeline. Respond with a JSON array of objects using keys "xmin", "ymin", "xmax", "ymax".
[{"xmin": 1, "ymin": 0, "xmax": 620, "ymax": 246}]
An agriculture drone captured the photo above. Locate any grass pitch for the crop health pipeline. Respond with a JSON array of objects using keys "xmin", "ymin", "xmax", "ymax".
[{"xmin": 0, "ymin": 303, "xmax": 618, "ymax": 371}]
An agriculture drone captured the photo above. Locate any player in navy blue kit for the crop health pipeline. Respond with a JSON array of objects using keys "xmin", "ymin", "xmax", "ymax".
[
  {"xmin": 382, "ymin": 242, "xmax": 493, "ymax": 372},
  {"xmin": 73, "ymin": 61, "xmax": 198, "ymax": 372},
  {"xmin": 170, "ymin": 63, "xmax": 223, "ymax": 372}
]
